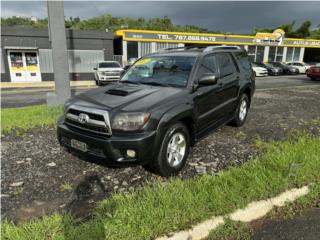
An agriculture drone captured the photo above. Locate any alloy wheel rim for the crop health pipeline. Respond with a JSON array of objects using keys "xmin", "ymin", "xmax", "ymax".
[
  {"xmin": 166, "ymin": 133, "xmax": 186, "ymax": 167},
  {"xmin": 239, "ymin": 100, "xmax": 247, "ymax": 121}
]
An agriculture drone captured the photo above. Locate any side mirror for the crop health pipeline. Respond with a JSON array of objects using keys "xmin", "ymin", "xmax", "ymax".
[
  {"xmin": 198, "ymin": 74, "xmax": 218, "ymax": 86},
  {"xmin": 93, "ymin": 67, "xmax": 97, "ymax": 70}
]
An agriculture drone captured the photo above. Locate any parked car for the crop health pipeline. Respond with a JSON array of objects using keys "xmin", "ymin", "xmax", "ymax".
[
  {"xmin": 94, "ymin": 61, "xmax": 124, "ymax": 86},
  {"xmin": 306, "ymin": 64, "xmax": 320, "ymax": 80},
  {"xmin": 58, "ymin": 46, "xmax": 255, "ymax": 176},
  {"xmin": 251, "ymin": 63, "xmax": 268, "ymax": 77},
  {"xmin": 286, "ymin": 61, "xmax": 311, "ymax": 74},
  {"xmin": 268, "ymin": 62, "xmax": 299, "ymax": 75},
  {"xmin": 253, "ymin": 62, "xmax": 283, "ymax": 76}
]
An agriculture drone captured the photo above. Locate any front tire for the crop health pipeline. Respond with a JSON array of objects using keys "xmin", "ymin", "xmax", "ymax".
[
  {"xmin": 230, "ymin": 94, "xmax": 250, "ymax": 127},
  {"xmin": 145, "ymin": 122, "xmax": 190, "ymax": 177}
]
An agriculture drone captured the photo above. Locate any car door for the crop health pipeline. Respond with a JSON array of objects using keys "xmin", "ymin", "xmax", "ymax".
[
  {"xmin": 194, "ymin": 54, "xmax": 224, "ymax": 132},
  {"xmin": 215, "ymin": 53, "xmax": 240, "ymax": 116}
]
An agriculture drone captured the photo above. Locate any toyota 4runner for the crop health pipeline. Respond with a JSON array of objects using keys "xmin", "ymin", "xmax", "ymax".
[{"xmin": 57, "ymin": 46, "xmax": 255, "ymax": 176}]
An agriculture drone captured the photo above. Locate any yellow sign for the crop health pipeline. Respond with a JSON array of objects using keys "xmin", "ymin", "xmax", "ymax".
[
  {"xmin": 26, "ymin": 65, "xmax": 39, "ymax": 71},
  {"xmin": 254, "ymin": 29, "xmax": 285, "ymax": 45},
  {"xmin": 134, "ymin": 58, "xmax": 152, "ymax": 66}
]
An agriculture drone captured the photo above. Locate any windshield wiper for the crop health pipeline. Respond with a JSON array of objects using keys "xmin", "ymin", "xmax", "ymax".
[
  {"xmin": 121, "ymin": 80, "xmax": 140, "ymax": 85},
  {"xmin": 139, "ymin": 81, "xmax": 169, "ymax": 87}
]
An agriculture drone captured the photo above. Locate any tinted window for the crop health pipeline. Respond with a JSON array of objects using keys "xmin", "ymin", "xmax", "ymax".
[
  {"xmin": 197, "ymin": 55, "xmax": 217, "ymax": 77},
  {"xmin": 234, "ymin": 51, "xmax": 251, "ymax": 72},
  {"xmin": 217, "ymin": 53, "xmax": 235, "ymax": 78},
  {"xmin": 99, "ymin": 62, "xmax": 121, "ymax": 68}
]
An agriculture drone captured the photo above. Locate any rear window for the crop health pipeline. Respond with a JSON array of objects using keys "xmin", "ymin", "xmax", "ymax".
[{"xmin": 99, "ymin": 62, "xmax": 121, "ymax": 68}]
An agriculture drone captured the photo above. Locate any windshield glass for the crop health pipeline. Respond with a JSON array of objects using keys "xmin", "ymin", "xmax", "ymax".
[
  {"xmin": 254, "ymin": 63, "xmax": 264, "ymax": 67},
  {"xmin": 121, "ymin": 56, "xmax": 196, "ymax": 87},
  {"xmin": 99, "ymin": 62, "xmax": 121, "ymax": 68}
]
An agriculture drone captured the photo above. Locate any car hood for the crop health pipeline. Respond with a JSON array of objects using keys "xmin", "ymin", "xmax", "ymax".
[
  {"xmin": 71, "ymin": 83, "xmax": 187, "ymax": 112},
  {"xmin": 98, "ymin": 67, "xmax": 123, "ymax": 71},
  {"xmin": 253, "ymin": 67, "xmax": 267, "ymax": 71}
]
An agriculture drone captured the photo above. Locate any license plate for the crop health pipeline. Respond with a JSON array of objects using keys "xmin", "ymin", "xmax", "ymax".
[{"xmin": 71, "ymin": 139, "xmax": 87, "ymax": 152}]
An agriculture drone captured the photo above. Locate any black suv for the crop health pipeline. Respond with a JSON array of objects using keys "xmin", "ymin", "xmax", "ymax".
[{"xmin": 57, "ymin": 46, "xmax": 255, "ymax": 176}]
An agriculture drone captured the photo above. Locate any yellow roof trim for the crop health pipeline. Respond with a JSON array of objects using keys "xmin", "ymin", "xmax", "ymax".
[
  {"xmin": 115, "ymin": 29, "xmax": 320, "ymax": 42},
  {"xmin": 122, "ymin": 37, "xmax": 320, "ymax": 48},
  {"xmin": 115, "ymin": 29, "xmax": 255, "ymax": 39},
  {"xmin": 115, "ymin": 29, "xmax": 320, "ymax": 45}
]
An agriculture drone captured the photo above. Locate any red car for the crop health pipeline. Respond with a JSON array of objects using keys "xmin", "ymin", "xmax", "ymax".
[{"xmin": 307, "ymin": 64, "xmax": 320, "ymax": 80}]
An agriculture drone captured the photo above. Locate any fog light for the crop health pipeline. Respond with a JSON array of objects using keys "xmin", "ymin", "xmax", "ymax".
[{"xmin": 126, "ymin": 149, "xmax": 136, "ymax": 158}]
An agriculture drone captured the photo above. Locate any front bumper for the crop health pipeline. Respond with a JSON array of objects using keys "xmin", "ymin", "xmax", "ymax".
[
  {"xmin": 57, "ymin": 118, "xmax": 157, "ymax": 166},
  {"xmin": 256, "ymin": 71, "xmax": 268, "ymax": 77},
  {"xmin": 98, "ymin": 76, "xmax": 120, "ymax": 82}
]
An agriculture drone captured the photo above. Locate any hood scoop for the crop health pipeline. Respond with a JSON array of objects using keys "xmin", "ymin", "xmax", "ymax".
[{"xmin": 105, "ymin": 85, "xmax": 141, "ymax": 96}]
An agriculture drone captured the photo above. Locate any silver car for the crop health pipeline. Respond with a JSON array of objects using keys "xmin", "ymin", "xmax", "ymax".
[{"xmin": 94, "ymin": 61, "xmax": 124, "ymax": 85}]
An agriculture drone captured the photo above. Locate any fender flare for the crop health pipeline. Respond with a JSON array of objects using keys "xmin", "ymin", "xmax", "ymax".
[{"xmin": 152, "ymin": 103, "xmax": 196, "ymax": 153}]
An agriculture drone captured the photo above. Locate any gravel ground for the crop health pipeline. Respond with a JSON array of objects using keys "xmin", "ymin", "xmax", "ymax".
[{"xmin": 1, "ymin": 86, "xmax": 320, "ymax": 222}]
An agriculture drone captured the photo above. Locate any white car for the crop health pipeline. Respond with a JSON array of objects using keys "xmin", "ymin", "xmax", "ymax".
[
  {"xmin": 286, "ymin": 62, "xmax": 311, "ymax": 74},
  {"xmin": 252, "ymin": 63, "xmax": 268, "ymax": 77},
  {"xmin": 94, "ymin": 61, "xmax": 124, "ymax": 85}
]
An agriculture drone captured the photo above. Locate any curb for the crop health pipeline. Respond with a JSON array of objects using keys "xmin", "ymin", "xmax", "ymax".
[
  {"xmin": 0, "ymin": 81, "xmax": 96, "ymax": 89},
  {"xmin": 156, "ymin": 186, "xmax": 309, "ymax": 240}
]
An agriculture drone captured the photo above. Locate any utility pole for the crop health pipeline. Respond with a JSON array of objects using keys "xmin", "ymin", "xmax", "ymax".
[{"xmin": 46, "ymin": 0, "xmax": 71, "ymax": 106}]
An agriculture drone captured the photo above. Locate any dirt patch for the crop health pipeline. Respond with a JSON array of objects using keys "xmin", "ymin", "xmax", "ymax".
[{"xmin": 2, "ymin": 86, "xmax": 320, "ymax": 222}]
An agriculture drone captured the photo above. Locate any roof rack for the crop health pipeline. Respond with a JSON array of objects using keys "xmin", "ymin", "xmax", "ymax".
[
  {"xmin": 156, "ymin": 45, "xmax": 241, "ymax": 54},
  {"xmin": 157, "ymin": 46, "xmax": 200, "ymax": 53},
  {"xmin": 203, "ymin": 45, "xmax": 241, "ymax": 52}
]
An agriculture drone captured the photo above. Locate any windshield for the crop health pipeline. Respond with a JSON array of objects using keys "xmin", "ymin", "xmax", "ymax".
[
  {"xmin": 253, "ymin": 63, "xmax": 262, "ymax": 67},
  {"xmin": 270, "ymin": 62, "xmax": 283, "ymax": 67},
  {"xmin": 264, "ymin": 63, "xmax": 273, "ymax": 68},
  {"xmin": 121, "ymin": 56, "xmax": 196, "ymax": 87},
  {"xmin": 99, "ymin": 62, "xmax": 121, "ymax": 68}
]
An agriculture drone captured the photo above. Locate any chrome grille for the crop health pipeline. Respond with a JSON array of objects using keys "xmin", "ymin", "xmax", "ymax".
[
  {"xmin": 105, "ymin": 71, "xmax": 121, "ymax": 76},
  {"xmin": 65, "ymin": 105, "xmax": 112, "ymax": 136}
]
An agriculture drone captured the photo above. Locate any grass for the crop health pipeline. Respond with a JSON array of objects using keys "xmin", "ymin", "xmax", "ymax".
[
  {"xmin": 207, "ymin": 182, "xmax": 320, "ymax": 240},
  {"xmin": 207, "ymin": 218, "xmax": 252, "ymax": 240},
  {"xmin": 60, "ymin": 182, "xmax": 73, "ymax": 192},
  {"xmin": 1, "ymin": 105, "xmax": 62, "ymax": 133},
  {"xmin": 2, "ymin": 134, "xmax": 320, "ymax": 240}
]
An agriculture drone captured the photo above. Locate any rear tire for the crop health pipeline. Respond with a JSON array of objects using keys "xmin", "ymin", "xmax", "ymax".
[
  {"xmin": 229, "ymin": 94, "xmax": 250, "ymax": 127},
  {"xmin": 144, "ymin": 122, "xmax": 190, "ymax": 177}
]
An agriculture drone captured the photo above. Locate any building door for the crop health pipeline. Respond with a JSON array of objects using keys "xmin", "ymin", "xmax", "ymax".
[{"xmin": 7, "ymin": 50, "xmax": 42, "ymax": 82}]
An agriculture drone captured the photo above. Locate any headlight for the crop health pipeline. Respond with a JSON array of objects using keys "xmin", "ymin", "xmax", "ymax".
[
  {"xmin": 99, "ymin": 71, "xmax": 106, "ymax": 76},
  {"xmin": 112, "ymin": 112, "xmax": 150, "ymax": 131}
]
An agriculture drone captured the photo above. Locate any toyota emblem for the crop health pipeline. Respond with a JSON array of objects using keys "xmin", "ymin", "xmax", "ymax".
[{"xmin": 78, "ymin": 113, "xmax": 89, "ymax": 124}]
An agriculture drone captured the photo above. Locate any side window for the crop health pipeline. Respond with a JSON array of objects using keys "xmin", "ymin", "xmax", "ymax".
[
  {"xmin": 234, "ymin": 51, "xmax": 251, "ymax": 72},
  {"xmin": 217, "ymin": 53, "xmax": 235, "ymax": 78},
  {"xmin": 197, "ymin": 55, "xmax": 217, "ymax": 77}
]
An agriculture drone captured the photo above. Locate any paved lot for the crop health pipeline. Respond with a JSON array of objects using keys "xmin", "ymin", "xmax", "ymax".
[
  {"xmin": 1, "ymin": 75, "xmax": 319, "ymax": 108},
  {"xmin": 253, "ymin": 208, "xmax": 320, "ymax": 240},
  {"xmin": 2, "ymin": 84, "xmax": 320, "ymax": 222}
]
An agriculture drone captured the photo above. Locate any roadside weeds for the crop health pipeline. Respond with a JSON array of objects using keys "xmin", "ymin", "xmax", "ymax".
[{"xmin": 2, "ymin": 134, "xmax": 320, "ymax": 240}]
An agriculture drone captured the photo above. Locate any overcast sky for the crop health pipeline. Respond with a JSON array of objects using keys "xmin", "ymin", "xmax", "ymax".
[{"xmin": 1, "ymin": 1, "xmax": 320, "ymax": 34}]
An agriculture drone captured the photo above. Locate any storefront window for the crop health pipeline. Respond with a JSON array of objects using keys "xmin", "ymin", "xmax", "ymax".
[
  {"xmin": 268, "ymin": 47, "xmax": 276, "ymax": 62},
  {"xmin": 285, "ymin": 47, "xmax": 300, "ymax": 62},
  {"xmin": 256, "ymin": 46, "xmax": 265, "ymax": 62},
  {"xmin": 139, "ymin": 42, "xmax": 152, "ymax": 57},
  {"xmin": 293, "ymin": 47, "xmax": 301, "ymax": 61},
  {"xmin": 276, "ymin": 47, "xmax": 283, "ymax": 62},
  {"xmin": 247, "ymin": 46, "xmax": 264, "ymax": 62},
  {"xmin": 127, "ymin": 41, "xmax": 138, "ymax": 59},
  {"xmin": 268, "ymin": 47, "xmax": 283, "ymax": 62},
  {"xmin": 286, "ymin": 47, "xmax": 293, "ymax": 62}
]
